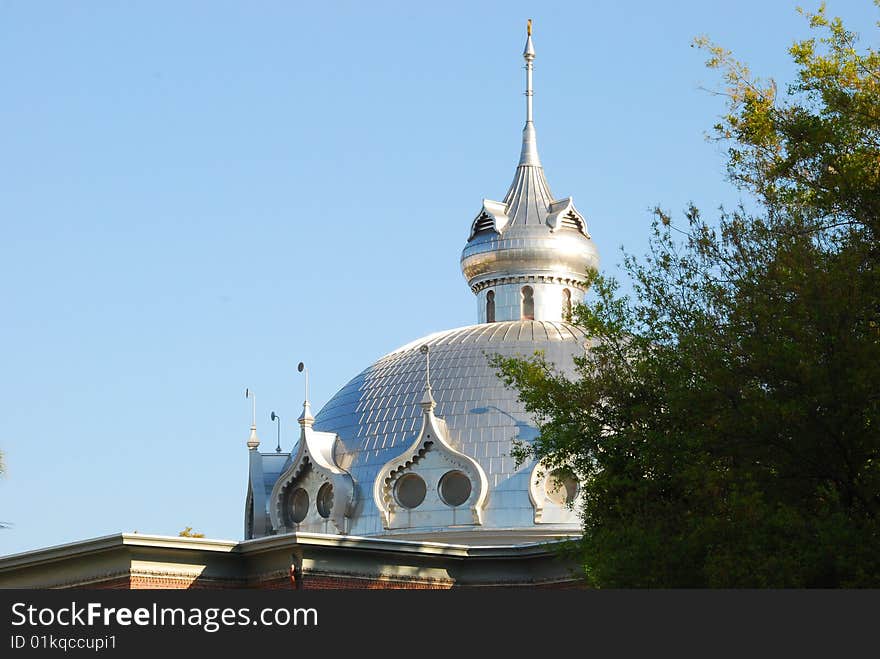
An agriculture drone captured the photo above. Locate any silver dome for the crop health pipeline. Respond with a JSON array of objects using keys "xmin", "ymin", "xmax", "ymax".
[
  {"xmin": 313, "ymin": 320, "xmax": 591, "ymax": 542},
  {"xmin": 245, "ymin": 25, "xmax": 600, "ymax": 545},
  {"xmin": 461, "ymin": 223, "xmax": 601, "ymax": 290},
  {"xmin": 460, "ymin": 125, "xmax": 600, "ymax": 295}
]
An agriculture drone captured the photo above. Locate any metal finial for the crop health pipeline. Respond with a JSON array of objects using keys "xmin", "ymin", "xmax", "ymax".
[
  {"xmin": 297, "ymin": 361, "xmax": 314, "ymax": 427},
  {"xmin": 420, "ymin": 344, "xmax": 431, "ymax": 392},
  {"xmin": 270, "ymin": 411, "xmax": 282, "ymax": 453},
  {"xmin": 527, "ymin": 19, "xmax": 532, "ymax": 36},
  {"xmin": 419, "ymin": 344, "xmax": 436, "ymax": 411},
  {"xmin": 245, "ymin": 388, "xmax": 260, "ymax": 449},
  {"xmin": 519, "ymin": 21, "xmax": 540, "ymax": 166}
]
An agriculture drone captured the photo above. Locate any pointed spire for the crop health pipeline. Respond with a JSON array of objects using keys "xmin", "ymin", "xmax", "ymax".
[
  {"xmin": 519, "ymin": 122, "xmax": 541, "ymax": 166},
  {"xmin": 518, "ymin": 19, "xmax": 541, "ymax": 167},
  {"xmin": 245, "ymin": 387, "xmax": 260, "ymax": 449},
  {"xmin": 297, "ymin": 362, "xmax": 314, "ymax": 428},
  {"xmin": 419, "ymin": 345, "xmax": 436, "ymax": 412},
  {"xmin": 524, "ymin": 19, "xmax": 535, "ymax": 115}
]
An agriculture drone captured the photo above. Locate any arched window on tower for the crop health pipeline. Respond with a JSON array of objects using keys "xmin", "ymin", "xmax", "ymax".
[
  {"xmin": 521, "ymin": 286, "xmax": 534, "ymax": 320},
  {"xmin": 562, "ymin": 288, "xmax": 572, "ymax": 320},
  {"xmin": 486, "ymin": 290, "xmax": 495, "ymax": 323}
]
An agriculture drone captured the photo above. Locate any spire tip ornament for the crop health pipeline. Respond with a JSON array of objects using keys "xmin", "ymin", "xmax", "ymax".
[
  {"xmin": 520, "ymin": 20, "xmax": 539, "ymax": 165},
  {"xmin": 523, "ymin": 19, "xmax": 536, "ymax": 63},
  {"xmin": 297, "ymin": 362, "xmax": 314, "ymax": 427}
]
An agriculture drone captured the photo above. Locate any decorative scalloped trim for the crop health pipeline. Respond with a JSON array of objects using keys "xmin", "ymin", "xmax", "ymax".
[
  {"xmin": 470, "ymin": 274, "xmax": 590, "ymax": 295},
  {"xmin": 528, "ymin": 461, "xmax": 548, "ymax": 523},
  {"xmin": 528, "ymin": 461, "xmax": 583, "ymax": 524},
  {"xmin": 268, "ymin": 430, "xmax": 356, "ymax": 535},
  {"xmin": 380, "ymin": 440, "xmax": 434, "ymax": 520},
  {"xmin": 374, "ymin": 411, "xmax": 488, "ymax": 529},
  {"xmin": 271, "ymin": 456, "xmax": 313, "ymax": 529}
]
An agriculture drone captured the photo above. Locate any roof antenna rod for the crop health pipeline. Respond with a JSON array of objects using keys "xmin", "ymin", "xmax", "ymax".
[
  {"xmin": 245, "ymin": 387, "xmax": 256, "ymax": 427},
  {"xmin": 270, "ymin": 411, "xmax": 282, "ymax": 453},
  {"xmin": 298, "ymin": 361, "xmax": 309, "ymax": 404}
]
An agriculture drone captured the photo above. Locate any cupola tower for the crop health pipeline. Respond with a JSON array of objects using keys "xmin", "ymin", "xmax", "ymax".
[{"xmin": 460, "ymin": 21, "xmax": 600, "ymax": 323}]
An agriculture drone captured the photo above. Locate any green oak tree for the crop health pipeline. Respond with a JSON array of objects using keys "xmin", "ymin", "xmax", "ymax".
[{"xmin": 492, "ymin": 3, "xmax": 880, "ymax": 587}]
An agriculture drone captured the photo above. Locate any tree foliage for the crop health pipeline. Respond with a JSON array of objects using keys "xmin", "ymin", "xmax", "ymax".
[
  {"xmin": 178, "ymin": 527, "xmax": 205, "ymax": 538},
  {"xmin": 492, "ymin": 3, "xmax": 880, "ymax": 587}
]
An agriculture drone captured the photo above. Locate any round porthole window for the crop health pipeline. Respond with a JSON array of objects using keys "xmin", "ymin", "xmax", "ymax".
[
  {"xmin": 439, "ymin": 470, "xmax": 472, "ymax": 507},
  {"xmin": 290, "ymin": 487, "xmax": 309, "ymax": 524},
  {"xmin": 545, "ymin": 470, "xmax": 579, "ymax": 506},
  {"xmin": 394, "ymin": 473, "xmax": 427, "ymax": 509},
  {"xmin": 316, "ymin": 482, "xmax": 334, "ymax": 519}
]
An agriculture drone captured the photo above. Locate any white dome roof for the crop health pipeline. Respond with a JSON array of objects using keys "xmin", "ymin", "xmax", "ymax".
[{"xmin": 312, "ymin": 320, "xmax": 590, "ymax": 542}]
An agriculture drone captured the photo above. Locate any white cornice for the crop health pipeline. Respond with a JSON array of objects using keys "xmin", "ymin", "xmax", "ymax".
[
  {"xmin": 0, "ymin": 530, "xmax": 578, "ymax": 574},
  {"xmin": 0, "ymin": 533, "xmax": 238, "ymax": 572}
]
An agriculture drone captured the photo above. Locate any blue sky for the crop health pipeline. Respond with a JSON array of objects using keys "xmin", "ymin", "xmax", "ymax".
[{"xmin": 1, "ymin": 1, "xmax": 877, "ymax": 555}]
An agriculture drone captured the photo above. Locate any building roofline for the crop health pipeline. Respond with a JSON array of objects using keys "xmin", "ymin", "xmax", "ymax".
[
  {"xmin": 0, "ymin": 530, "xmax": 575, "ymax": 574},
  {"xmin": 238, "ymin": 531, "xmax": 572, "ymax": 560},
  {"xmin": 0, "ymin": 533, "xmax": 238, "ymax": 573}
]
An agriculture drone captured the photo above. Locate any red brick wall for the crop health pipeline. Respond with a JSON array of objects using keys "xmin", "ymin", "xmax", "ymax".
[
  {"xmin": 76, "ymin": 570, "xmax": 584, "ymax": 590},
  {"xmin": 126, "ymin": 575, "xmax": 243, "ymax": 589},
  {"xmin": 301, "ymin": 575, "xmax": 453, "ymax": 590}
]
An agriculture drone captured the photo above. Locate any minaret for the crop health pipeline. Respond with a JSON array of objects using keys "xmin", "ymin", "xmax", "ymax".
[{"xmin": 460, "ymin": 21, "xmax": 600, "ymax": 324}]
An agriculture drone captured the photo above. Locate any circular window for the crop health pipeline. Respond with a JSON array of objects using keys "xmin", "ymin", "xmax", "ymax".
[
  {"xmin": 316, "ymin": 482, "xmax": 334, "ymax": 519},
  {"xmin": 545, "ymin": 470, "xmax": 579, "ymax": 506},
  {"xmin": 439, "ymin": 470, "xmax": 472, "ymax": 507},
  {"xmin": 394, "ymin": 474, "xmax": 427, "ymax": 509},
  {"xmin": 289, "ymin": 487, "xmax": 309, "ymax": 524}
]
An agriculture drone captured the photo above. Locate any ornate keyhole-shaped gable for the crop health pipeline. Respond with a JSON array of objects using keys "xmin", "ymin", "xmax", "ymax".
[
  {"xmin": 269, "ymin": 426, "xmax": 354, "ymax": 535},
  {"xmin": 373, "ymin": 403, "xmax": 488, "ymax": 530},
  {"xmin": 527, "ymin": 461, "xmax": 582, "ymax": 524}
]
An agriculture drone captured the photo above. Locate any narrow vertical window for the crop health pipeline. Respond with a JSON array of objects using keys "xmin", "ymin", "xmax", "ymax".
[
  {"xmin": 486, "ymin": 290, "xmax": 495, "ymax": 323},
  {"xmin": 562, "ymin": 288, "xmax": 571, "ymax": 320},
  {"xmin": 521, "ymin": 285, "xmax": 534, "ymax": 320}
]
